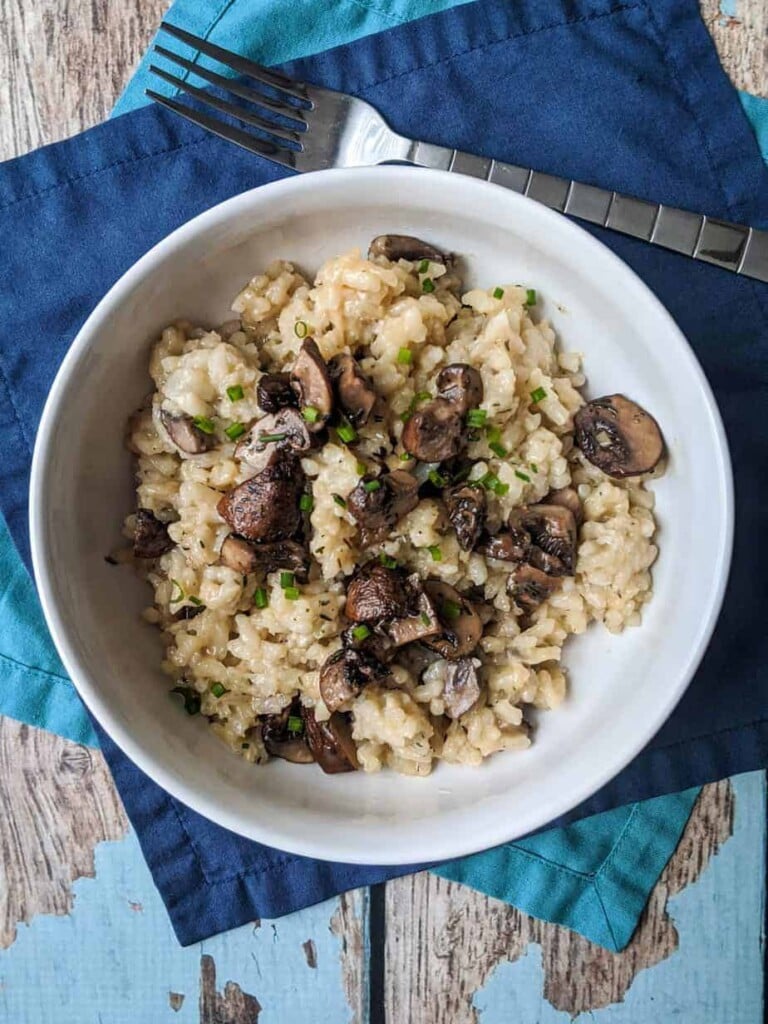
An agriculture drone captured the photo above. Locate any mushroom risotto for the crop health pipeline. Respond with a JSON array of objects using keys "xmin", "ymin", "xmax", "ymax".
[{"xmin": 123, "ymin": 235, "xmax": 665, "ymax": 776}]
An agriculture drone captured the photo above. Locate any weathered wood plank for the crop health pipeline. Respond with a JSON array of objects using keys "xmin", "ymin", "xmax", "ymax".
[
  {"xmin": 384, "ymin": 781, "xmax": 739, "ymax": 1022},
  {"xmin": 702, "ymin": 0, "xmax": 768, "ymax": 96}
]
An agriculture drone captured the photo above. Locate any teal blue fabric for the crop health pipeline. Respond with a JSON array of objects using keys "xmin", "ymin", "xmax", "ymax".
[
  {"xmin": 740, "ymin": 91, "xmax": 768, "ymax": 163},
  {"xmin": 1, "ymin": 0, "xmax": 765, "ymax": 951}
]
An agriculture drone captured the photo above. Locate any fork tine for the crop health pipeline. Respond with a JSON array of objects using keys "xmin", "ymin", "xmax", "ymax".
[
  {"xmin": 154, "ymin": 45, "xmax": 307, "ymax": 125},
  {"xmin": 159, "ymin": 22, "xmax": 309, "ymax": 104},
  {"xmin": 149, "ymin": 65, "xmax": 303, "ymax": 146},
  {"xmin": 145, "ymin": 90, "xmax": 296, "ymax": 170}
]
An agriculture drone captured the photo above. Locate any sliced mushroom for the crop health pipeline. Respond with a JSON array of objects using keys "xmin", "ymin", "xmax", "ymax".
[
  {"xmin": 347, "ymin": 470, "xmax": 419, "ymax": 544},
  {"xmin": 133, "ymin": 508, "xmax": 173, "ymax": 559},
  {"xmin": 388, "ymin": 576, "xmax": 442, "ymax": 647},
  {"xmin": 290, "ymin": 338, "xmax": 333, "ymax": 431},
  {"xmin": 509, "ymin": 504, "xmax": 577, "ymax": 576},
  {"xmin": 340, "ymin": 624, "xmax": 396, "ymax": 664},
  {"xmin": 302, "ymin": 708, "xmax": 359, "ymax": 773},
  {"xmin": 345, "ymin": 564, "xmax": 409, "ymax": 622},
  {"xmin": 507, "ymin": 563, "xmax": 561, "ymax": 614},
  {"xmin": 262, "ymin": 700, "xmax": 314, "ymax": 764},
  {"xmin": 319, "ymin": 648, "xmax": 390, "ymax": 713},
  {"xmin": 436, "ymin": 364, "xmax": 484, "ymax": 415},
  {"xmin": 422, "ymin": 581, "xmax": 482, "ymax": 660},
  {"xmin": 442, "ymin": 658, "xmax": 482, "ymax": 719},
  {"xmin": 402, "ymin": 397, "xmax": 464, "ymax": 462},
  {"xmin": 328, "ymin": 354, "xmax": 377, "ymax": 428},
  {"xmin": 476, "ymin": 526, "xmax": 531, "ymax": 563},
  {"xmin": 546, "ymin": 486, "xmax": 583, "ymax": 528},
  {"xmin": 235, "ymin": 407, "xmax": 314, "ymax": 470},
  {"xmin": 257, "ymin": 372, "xmax": 296, "ymax": 413},
  {"xmin": 368, "ymin": 234, "xmax": 451, "ymax": 265},
  {"xmin": 217, "ymin": 450, "xmax": 304, "ymax": 542},
  {"xmin": 444, "ymin": 484, "xmax": 486, "ymax": 551},
  {"xmin": 574, "ymin": 394, "xmax": 664, "ymax": 478},
  {"xmin": 220, "ymin": 534, "xmax": 310, "ymax": 580},
  {"xmin": 160, "ymin": 410, "xmax": 214, "ymax": 454}
]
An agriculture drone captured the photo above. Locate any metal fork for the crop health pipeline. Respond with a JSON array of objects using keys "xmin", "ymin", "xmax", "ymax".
[{"xmin": 147, "ymin": 21, "xmax": 768, "ymax": 284}]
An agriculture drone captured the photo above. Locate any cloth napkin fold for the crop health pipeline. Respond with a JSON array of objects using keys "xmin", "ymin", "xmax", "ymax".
[{"xmin": 1, "ymin": 0, "xmax": 767, "ymax": 948}]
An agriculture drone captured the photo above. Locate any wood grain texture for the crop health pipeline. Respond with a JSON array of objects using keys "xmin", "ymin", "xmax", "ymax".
[
  {"xmin": 0, "ymin": 717, "xmax": 127, "ymax": 948},
  {"xmin": 199, "ymin": 954, "xmax": 262, "ymax": 1024},
  {"xmin": 384, "ymin": 781, "xmax": 735, "ymax": 1021},
  {"xmin": 330, "ymin": 890, "xmax": 370, "ymax": 1023},
  {"xmin": 702, "ymin": 0, "xmax": 768, "ymax": 96}
]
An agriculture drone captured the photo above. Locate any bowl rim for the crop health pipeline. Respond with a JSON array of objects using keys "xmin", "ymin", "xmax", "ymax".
[{"xmin": 29, "ymin": 165, "xmax": 734, "ymax": 863}]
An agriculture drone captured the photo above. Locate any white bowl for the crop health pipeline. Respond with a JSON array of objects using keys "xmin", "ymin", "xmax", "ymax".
[{"xmin": 30, "ymin": 167, "xmax": 732, "ymax": 864}]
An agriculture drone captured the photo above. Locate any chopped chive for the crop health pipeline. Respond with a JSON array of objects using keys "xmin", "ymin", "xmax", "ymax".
[
  {"xmin": 418, "ymin": 258, "xmax": 430, "ymax": 273},
  {"xmin": 210, "ymin": 682, "xmax": 227, "ymax": 698},
  {"xmin": 280, "ymin": 571, "xmax": 295, "ymax": 589},
  {"xmin": 253, "ymin": 587, "xmax": 268, "ymax": 608},
  {"xmin": 356, "ymin": 462, "xmax": 367, "ymax": 476},
  {"xmin": 224, "ymin": 421, "xmax": 246, "ymax": 441},
  {"xmin": 493, "ymin": 286, "xmax": 504, "ymax": 299},
  {"xmin": 188, "ymin": 595, "xmax": 204, "ymax": 606},
  {"xmin": 530, "ymin": 462, "xmax": 539, "ymax": 473},
  {"xmin": 489, "ymin": 441, "xmax": 508, "ymax": 458},
  {"xmin": 300, "ymin": 493, "xmax": 314, "ymax": 512},
  {"xmin": 283, "ymin": 586, "xmax": 300, "ymax": 600},
  {"xmin": 530, "ymin": 387, "xmax": 547, "ymax": 404},
  {"xmin": 480, "ymin": 471, "xmax": 500, "ymax": 491},
  {"xmin": 526, "ymin": 288, "xmax": 537, "ymax": 306},
  {"xmin": 226, "ymin": 384, "xmax": 244, "ymax": 402},
  {"xmin": 352, "ymin": 624, "xmax": 371, "ymax": 642},
  {"xmin": 294, "ymin": 320, "xmax": 308, "ymax": 338},
  {"xmin": 415, "ymin": 391, "xmax": 431, "ymax": 403},
  {"xmin": 399, "ymin": 452, "xmax": 412, "ymax": 461},
  {"xmin": 422, "ymin": 278, "xmax": 435, "ymax": 294},
  {"xmin": 442, "ymin": 599, "xmax": 461, "ymax": 621},
  {"xmin": 515, "ymin": 469, "xmax": 531, "ymax": 482},
  {"xmin": 400, "ymin": 410, "xmax": 412, "ymax": 423},
  {"xmin": 466, "ymin": 408, "xmax": 488, "ymax": 428},
  {"xmin": 169, "ymin": 579, "xmax": 184, "ymax": 604},
  {"xmin": 170, "ymin": 685, "xmax": 200, "ymax": 715},
  {"xmin": 397, "ymin": 347, "xmax": 413, "ymax": 365},
  {"xmin": 287, "ymin": 715, "xmax": 304, "ymax": 733},
  {"xmin": 427, "ymin": 545, "xmax": 443, "ymax": 562},
  {"xmin": 379, "ymin": 553, "xmax": 397, "ymax": 569},
  {"xmin": 495, "ymin": 482, "xmax": 510, "ymax": 495},
  {"xmin": 486, "ymin": 425, "xmax": 502, "ymax": 444},
  {"xmin": 192, "ymin": 415, "xmax": 215, "ymax": 435},
  {"xmin": 259, "ymin": 431, "xmax": 287, "ymax": 443},
  {"xmin": 428, "ymin": 469, "xmax": 447, "ymax": 488},
  {"xmin": 420, "ymin": 612, "xmax": 431, "ymax": 626},
  {"xmin": 302, "ymin": 405, "xmax": 320, "ymax": 423},
  {"xmin": 332, "ymin": 493, "xmax": 347, "ymax": 508},
  {"xmin": 363, "ymin": 479, "xmax": 381, "ymax": 493},
  {"xmin": 337, "ymin": 423, "xmax": 357, "ymax": 443}
]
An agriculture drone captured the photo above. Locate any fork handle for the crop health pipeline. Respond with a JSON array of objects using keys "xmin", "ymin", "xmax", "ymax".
[{"xmin": 406, "ymin": 142, "xmax": 768, "ymax": 284}]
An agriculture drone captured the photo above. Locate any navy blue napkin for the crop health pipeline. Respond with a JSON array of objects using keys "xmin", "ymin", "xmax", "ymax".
[{"xmin": 1, "ymin": 0, "xmax": 767, "ymax": 944}]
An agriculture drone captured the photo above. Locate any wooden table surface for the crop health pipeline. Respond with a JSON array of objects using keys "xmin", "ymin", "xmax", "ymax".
[{"xmin": 0, "ymin": 2, "xmax": 766, "ymax": 1021}]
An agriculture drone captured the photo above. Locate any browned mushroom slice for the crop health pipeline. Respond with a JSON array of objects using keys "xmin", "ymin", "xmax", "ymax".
[
  {"xmin": 402, "ymin": 397, "xmax": 464, "ymax": 462},
  {"xmin": 442, "ymin": 658, "xmax": 482, "ymax": 719},
  {"xmin": 340, "ymin": 624, "xmax": 396, "ymax": 663},
  {"xmin": 257, "ymin": 372, "xmax": 296, "ymax": 413},
  {"xmin": 509, "ymin": 504, "xmax": 577, "ymax": 575},
  {"xmin": 319, "ymin": 648, "xmax": 390, "ymax": 713},
  {"xmin": 160, "ymin": 410, "xmax": 214, "ymax": 454},
  {"xmin": 476, "ymin": 526, "xmax": 531, "ymax": 563},
  {"xmin": 388, "ymin": 576, "xmax": 442, "ymax": 646},
  {"xmin": 347, "ymin": 470, "xmax": 419, "ymax": 544},
  {"xmin": 290, "ymin": 338, "xmax": 333, "ymax": 430},
  {"xmin": 546, "ymin": 486, "xmax": 583, "ymax": 528},
  {"xmin": 444, "ymin": 484, "xmax": 486, "ymax": 551},
  {"xmin": 302, "ymin": 707, "xmax": 359, "ymax": 773},
  {"xmin": 133, "ymin": 508, "xmax": 173, "ymax": 559},
  {"xmin": 328, "ymin": 353, "xmax": 377, "ymax": 428},
  {"xmin": 368, "ymin": 235, "xmax": 450, "ymax": 265},
  {"xmin": 574, "ymin": 394, "xmax": 664, "ymax": 478},
  {"xmin": 261, "ymin": 700, "xmax": 314, "ymax": 764},
  {"xmin": 217, "ymin": 450, "xmax": 304, "ymax": 542},
  {"xmin": 507, "ymin": 563, "xmax": 561, "ymax": 614},
  {"xmin": 235, "ymin": 407, "xmax": 314, "ymax": 469},
  {"xmin": 345, "ymin": 564, "xmax": 410, "ymax": 622},
  {"xmin": 421, "ymin": 581, "xmax": 482, "ymax": 660},
  {"xmin": 436, "ymin": 364, "xmax": 484, "ymax": 415},
  {"xmin": 220, "ymin": 534, "xmax": 310, "ymax": 580}
]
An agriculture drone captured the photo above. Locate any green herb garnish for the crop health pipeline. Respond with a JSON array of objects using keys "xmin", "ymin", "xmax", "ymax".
[
  {"xmin": 226, "ymin": 384, "xmax": 244, "ymax": 402},
  {"xmin": 493, "ymin": 286, "xmax": 504, "ymax": 299},
  {"xmin": 302, "ymin": 405, "xmax": 320, "ymax": 423},
  {"xmin": 253, "ymin": 587, "xmax": 268, "ymax": 609},
  {"xmin": 171, "ymin": 685, "xmax": 200, "ymax": 715},
  {"xmin": 422, "ymin": 278, "xmax": 435, "ymax": 294},
  {"xmin": 300, "ymin": 493, "xmax": 314, "ymax": 512},
  {"xmin": 169, "ymin": 579, "xmax": 184, "ymax": 604},
  {"xmin": 427, "ymin": 545, "xmax": 443, "ymax": 562},
  {"xmin": 515, "ymin": 469, "xmax": 531, "ymax": 482},
  {"xmin": 399, "ymin": 452, "xmax": 412, "ymax": 461},
  {"xmin": 352, "ymin": 624, "xmax": 371, "ymax": 642},
  {"xmin": 224, "ymin": 421, "xmax": 246, "ymax": 441},
  {"xmin": 259, "ymin": 431, "xmax": 287, "ymax": 443},
  {"xmin": 210, "ymin": 682, "xmax": 227, "ymax": 698},
  {"xmin": 418, "ymin": 259, "xmax": 430, "ymax": 274},
  {"xmin": 420, "ymin": 612, "xmax": 431, "ymax": 626},
  {"xmin": 287, "ymin": 715, "xmax": 304, "ymax": 734},
  {"xmin": 332, "ymin": 493, "xmax": 347, "ymax": 508},
  {"xmin": 526, "ymin": 289, "xmax": 537, "ymax": 306},
  {"xmin": 397, "ymin": 347, "xmax": 413, "ymax": 365},
  {"xmin": 280, "ymin": 571, "xmax": 295, "ymax": 589},
  {"xmin": 489, "ymin": 441, "xmax": 507, "ymax": 458},
  {"xmin": 363, "ymin": 479, "xmax": 381, "ymax": 493},
  {"xmin": 283, "ymin": 586, "xmax": 300, "ymax": 601},
  {"xmin": 442, "ymin": 599, "xmax": 462, "ymax": 621},
  {"xmin": 530, "ymin": 387, "xmax": 547, "ymax": 404},
  {"xmin": 379, "ymin": 553, "xmax": 397, "ymax": 569},
  {"xmin": 192, "ymin": 415, "xmax": 215, "ymax": 435},
  {"xmin": 466, "ymin": 408, "xmax": 487, "ymax": 428},
  {"xmin": 189, "ymin": 595, "xmax": 204, "ymax": 606},
  {"xmin": 530, "ymin": 462, "xmax": 539, "ymax": 473},
  {"xmin": 337, "ymin": 423, "xmax": 357, "ymax": 444},
  {"xmin": 294, "ymin": 320, "xmax": 308, "ymax": 338},
  {"xmin": 428, "ymin": 469, "xmax": 447, "ymax": 488}
]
